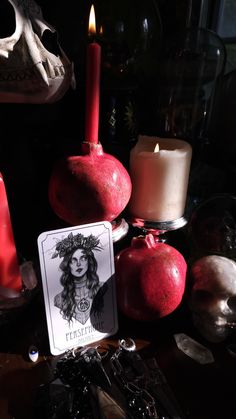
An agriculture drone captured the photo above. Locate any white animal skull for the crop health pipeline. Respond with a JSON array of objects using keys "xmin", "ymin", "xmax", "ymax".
[
  {"xmin": 0, "ymin": 0, "xmax": 74, "ymax": 103},
  {"xmin": 188, "ymin": 255, "xmax": 236, "ymax": 342}
]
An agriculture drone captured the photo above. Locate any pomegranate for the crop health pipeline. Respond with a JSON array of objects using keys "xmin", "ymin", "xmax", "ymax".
[
  {"xmin": 115, "ymin": 234, "xmax": 187, "ymax": 321},
  {"xmin": 48, "ymin": 142, "xmax": 132, "ymax": 225}
]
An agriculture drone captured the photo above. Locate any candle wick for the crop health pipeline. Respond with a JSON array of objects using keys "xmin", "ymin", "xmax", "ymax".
[{"xmin": 88, "ymin": 34, "xmax": 96, "ymax": 43}]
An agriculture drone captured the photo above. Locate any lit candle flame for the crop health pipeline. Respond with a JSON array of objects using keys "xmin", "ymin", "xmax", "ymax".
[{"xmin": 89, "ymin": 4, "xmax": 96, "ymax": 35}]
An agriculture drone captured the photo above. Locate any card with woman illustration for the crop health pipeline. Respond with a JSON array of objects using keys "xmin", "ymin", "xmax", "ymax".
[{"xmin": 37, "ymin": 221, "xmax": 118, "ymax": 355}]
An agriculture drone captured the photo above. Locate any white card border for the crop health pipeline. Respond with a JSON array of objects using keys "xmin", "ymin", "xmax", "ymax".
[{"xmin": 37, "ymin": 221, "xmax": 118, "ymax": 355}]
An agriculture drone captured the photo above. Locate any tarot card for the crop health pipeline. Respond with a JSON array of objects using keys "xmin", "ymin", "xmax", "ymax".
[{"xmin": 37, "ymin": 221, "xmax": 118, "ymax": 355}]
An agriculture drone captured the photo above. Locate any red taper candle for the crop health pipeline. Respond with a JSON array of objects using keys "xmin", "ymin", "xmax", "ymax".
[
  {"xmin": 85, "ymin": 4, "xmax": 101, "ymax": 144},
  {"xmin": 48, "ymin": 4, "xmax": 132, "ymax": 226},
  {"xmin": 0, "ymin": 173, "xmax": 22, "ymax": 292}
]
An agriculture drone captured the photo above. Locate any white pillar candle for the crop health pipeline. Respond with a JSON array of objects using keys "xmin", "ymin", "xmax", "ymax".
[{"xmin": 129, "ymin": 135, "xmax": 192, "ymax": 222}]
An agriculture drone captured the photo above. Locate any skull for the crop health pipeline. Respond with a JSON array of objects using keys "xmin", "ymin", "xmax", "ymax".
[
  {"xmin": 0, "ymin": 0, "xmax": 75, "ymax": 103},
  {"xmin": 188, "ymin": 255, "xmax": 236, "ymax": 342}
]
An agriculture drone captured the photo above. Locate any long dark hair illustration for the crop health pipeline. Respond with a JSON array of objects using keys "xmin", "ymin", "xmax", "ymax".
[{"xmin": 52, "ymin": 232, "xmax": 107, "ymax": 324}]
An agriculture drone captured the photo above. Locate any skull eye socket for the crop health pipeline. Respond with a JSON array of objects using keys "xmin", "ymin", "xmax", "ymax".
[
  {"xmin": 41, "ymin": 30, "xmax": 62, "ymax": 57},
  {"xmin": 227, "ymin": 296, "xmax": 236, "ymax": 311},
  {"xmin": 0, "ymin": 0, "xmax": 15, "ymax": 38},
  {"xmin": 193, "ymin": 290, "xmax": 213, "ymax": 303}
]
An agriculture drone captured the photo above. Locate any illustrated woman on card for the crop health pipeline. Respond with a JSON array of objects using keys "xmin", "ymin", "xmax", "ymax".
[{"xmin": 53, "ymin": 232, "xmax": 107, "ymax": 325}]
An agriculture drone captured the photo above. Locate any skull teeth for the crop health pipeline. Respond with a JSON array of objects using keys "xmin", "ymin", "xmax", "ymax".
[{"xmin": 44, "ymin": 58, "xmax": 55, "ymax": 79}]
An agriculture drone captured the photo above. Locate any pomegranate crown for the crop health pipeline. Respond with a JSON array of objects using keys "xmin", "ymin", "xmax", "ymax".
[{"xmin": 52, "ymin": 232, "xmax": 101, "ymax": 259}]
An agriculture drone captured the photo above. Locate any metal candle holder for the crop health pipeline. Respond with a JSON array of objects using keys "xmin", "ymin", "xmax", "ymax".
[
  {"xmin": 112, "ymin": 218, "xmax": 129, "ymax": 243},
  {"xmin": 129, "ymin": 215, "xmax": 188, "ymax": 241}
]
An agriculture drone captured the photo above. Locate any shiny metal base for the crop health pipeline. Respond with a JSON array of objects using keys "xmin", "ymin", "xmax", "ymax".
[
  {"xmin": 111, "ymin": 218, "xmax": 129, "ymax": 243},
  {"xmin": 129, "ymin": 215, "xmax": 188, "ymax": 236}
]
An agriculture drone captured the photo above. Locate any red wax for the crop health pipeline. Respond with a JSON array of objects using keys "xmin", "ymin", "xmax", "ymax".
[
  {"xmin": 85, "ymin": 41, "xmax": 101, "ymax": 144},
  {"xmin": 0, "ymin": 173, "xmax": 22, "ymax": 292}
]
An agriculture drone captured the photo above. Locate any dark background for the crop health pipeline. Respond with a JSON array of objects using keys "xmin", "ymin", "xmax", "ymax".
[{"xmin": 0, "ymin": 0, "xmax": 233, "ymax": 261}]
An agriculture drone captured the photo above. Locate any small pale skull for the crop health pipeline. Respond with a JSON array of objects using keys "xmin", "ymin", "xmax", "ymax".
[
  {"xmin": 0, "ymin": 0, "xmax": 74, "ymax": 103},
  {"xmin": 188, "ymin": 255, "xmax": 236, "ymax": 342}
]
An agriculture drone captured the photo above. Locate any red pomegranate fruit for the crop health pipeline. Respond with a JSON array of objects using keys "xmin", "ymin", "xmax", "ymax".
[
  {"xmin": 48, "ymin": 142, "xmax": 132, "ymax": 225},
  {"xmin": 115, "ymin": 234, "xmax": 187, "ymax": 321}
]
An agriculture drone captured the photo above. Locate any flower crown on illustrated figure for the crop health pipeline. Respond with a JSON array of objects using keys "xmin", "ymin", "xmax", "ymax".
[{"xmin": 52, "ymin": 233, "xmax": 101, "ymax": 259}]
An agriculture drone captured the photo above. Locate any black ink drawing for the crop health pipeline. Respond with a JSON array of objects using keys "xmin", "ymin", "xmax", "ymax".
[{"xmin": 52, "ymin": 232, "xmax": 108, "ymax": 325}]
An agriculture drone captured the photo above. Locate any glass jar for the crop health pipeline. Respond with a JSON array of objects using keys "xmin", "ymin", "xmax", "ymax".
[
  {"xmin": 156, "ymin": 27, "xmax": 226, "ymax": 150},
  {"xmin": 96, "ymin": 0, "xmax": 162, "ymax": 165}
]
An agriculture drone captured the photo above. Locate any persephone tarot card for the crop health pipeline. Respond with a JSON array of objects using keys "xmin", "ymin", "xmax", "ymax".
[{"xmin": 37, "ymin": 221, "xmax": 118, "ymax": 355}]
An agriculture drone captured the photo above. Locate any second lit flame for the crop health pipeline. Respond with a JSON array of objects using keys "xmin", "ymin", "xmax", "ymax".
[{"xmin": 89, "ymin": 4, "xmax": 96, "ymax": 35}]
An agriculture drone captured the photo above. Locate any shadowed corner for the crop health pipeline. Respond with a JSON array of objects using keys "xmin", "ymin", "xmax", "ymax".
[{"xmin": 90, "ymin": 273, "xmax": 117, "ymax": 335}]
